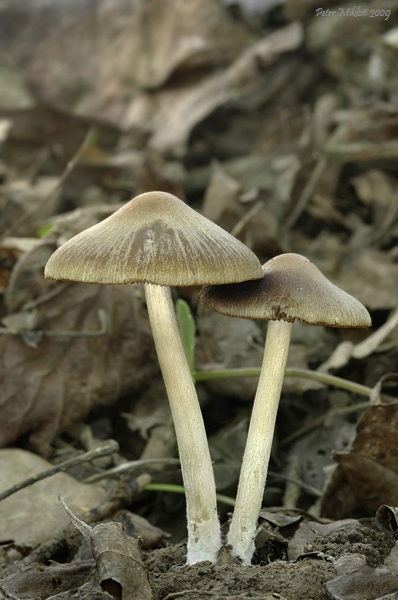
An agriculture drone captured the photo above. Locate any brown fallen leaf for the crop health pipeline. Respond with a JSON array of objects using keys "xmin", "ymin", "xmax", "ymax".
[
  {"xmin": 0, "ymin": 243, "xmax": 157, "ymax": 455},
  {"xmin": 0, "ymin": 561, "xmax": 96, "ymax": 600},
  {"xmin": 11, "ymin": 0, "xmax": 254, "ymax": 125},
  {"xmin": 326, "ymin": 547, "xmax": 398, "ymax": 600},
  {"xmin": 0, "ymin": 177, "xmax": 61, "ymax": 238},
  {"xmin": 335, "ymin": 453, "xmax": 398, "ymax": 515},
  {"xmin": 321, "ymin": 404, "xmax": 398, "ymax": 518},
  {"xmin": 92, "ymin": 522, "xmax": 153, "ymax": 600},
  {"xmin": 125, "ymin": 22, "xmax": 303, "ymax": 157},
  {"xmin": 376, "ymin": 504, "xmax": 398, "ymax": 535},
  {"xmin": 114, "ymin": 510, "xmax": 170, "ymax": 550},
  {"xmin": 288, "ymin": 519, "xmax": 359, "ymax": 561}
]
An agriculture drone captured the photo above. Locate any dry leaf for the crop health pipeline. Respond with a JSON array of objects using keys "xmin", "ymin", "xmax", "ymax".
[
  {"xmin": 60, "ymin": 498, "xmax": 153, "ymax": 600},
  {"xmin": 0, "ymin": 561, "xmax": 96, "ymax": 599},
  {"xmin": 0, "ymin": 245, "xmax": 157, "ymax": 455},
  {"xmin": 125, "ymin": 23, "xmax": 303, "ymax": 156},
  {"xmin": 9, "ymin": 0, "xmax": 254, "ymax": 126},
  {"xmin": 93, "ymin": 522, "xmax": 153, "ymax": 600},
  {"xmin": 288, "ymin": 519, "xmax": 358, "ymax": 561},
  {"xmin": 326, "ymin": 548, "xmax": 398, "ymax": 600},
  {"xmin": 335, "ymin": 454, "xmax": 398, "ymax": 515},
  {"xmin": 313, "ymin": 247, "xmax": 398, "ymax": 311},
  {"xmin": 202, "ymin": 160, "xmax": 242, "ymax": 224},
  {"xmin": 0, "ymin": 177, "xmax": 61, "ymax": 238},
  {"xmin": 196, "ymin": 304, "xmax": 263, "ymax": 401},
  {"xmin": 0, "ymin": 448, "xmax": 108, "ymax": 545},
  {"xmin": 322, "ymin": 404, "xmax": 398, "ymax": 518}
]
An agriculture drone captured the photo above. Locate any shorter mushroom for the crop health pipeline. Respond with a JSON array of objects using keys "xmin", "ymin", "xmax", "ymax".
[{"xmin": 199, "ymin": 253, "xmax": 371, "ymax": 565}]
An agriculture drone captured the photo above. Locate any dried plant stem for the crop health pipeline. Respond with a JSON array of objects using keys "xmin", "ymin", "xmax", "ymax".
[
  {"xmin": 280, "ymin": 401, "xmax": 370, "ymax": 447},
  {"xmin": 2, "ymin": 127, "xmax": 96, "ymax": 238}
]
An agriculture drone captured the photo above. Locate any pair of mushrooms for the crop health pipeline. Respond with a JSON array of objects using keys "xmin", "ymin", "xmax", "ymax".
[{"xmin": 45, "ymin": 191, "xmax": 371, "ymax": 566}]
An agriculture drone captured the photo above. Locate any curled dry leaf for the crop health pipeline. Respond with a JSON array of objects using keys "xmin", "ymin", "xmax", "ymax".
[
  {"xmin": 0, "ymin": 243, "xmax": 157, "ymax": 456},
  {"xmin": 60, "ymin": 497, "xmax": 153, "ymax": 600},
  {"xmin": 376, "ymin": 504, "xmax": 398, "ymax": 535},
  {"xmin": 90, "ymin": 522, "xmax": 153, "ymax": 600}
]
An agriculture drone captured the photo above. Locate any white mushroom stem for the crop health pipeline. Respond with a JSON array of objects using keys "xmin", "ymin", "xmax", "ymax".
[
  {"xmin": 227, "ymin": 319, "xmax": 293, "ymax": 565},
  {"xmin": 145, "ymin": 283, "xmax": 221, "ymax": 565}
]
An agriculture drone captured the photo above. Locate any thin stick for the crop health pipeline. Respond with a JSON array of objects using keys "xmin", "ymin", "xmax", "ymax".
[
  {"xmin": 280, "ymin": 401, "xmax": 370, "ymax": 447},
  {"xmin": 0, "ymin": 439, "xmax": 119, "ymax": 502},
  {"xmin": 84, "ymin": 458, "xmax": 180, "ymax": 483},
  {"xmin": 1, "ymin": 128, "xmax": 96, "ymax": 239},
  {"xmin": 283, "ymin": 155, "xmax": 328, "ymax": 231}
]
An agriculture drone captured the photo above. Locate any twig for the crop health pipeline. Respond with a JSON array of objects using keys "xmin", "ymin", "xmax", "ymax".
[
  {"xmin": 280, "ymin": 401, "xmax": 370, "ymax": 447},
  {"xmin": 84, "ymin": 457, "xmax": 181, "ymax": 483},
  {"xmin": 1, "ymin": 127, "xmax": 97, "ymax": 239},
  {"xmin": 0, "ymin": 309, "xmax": 110, "ymax": 347},
  {"xmin": 283, "ymin": 155, "xmax": 328, "ymax": 231},
  {"xmin": 0, "ymin": 439, "xmax": 119, "ymax": 502},
  {"xmin": 268, "ymin": 469, "xmax": 322, "ymax": 498},
  {"xmin": 230, "ymin": 200, "xmax": 263, "ymax": 238}
]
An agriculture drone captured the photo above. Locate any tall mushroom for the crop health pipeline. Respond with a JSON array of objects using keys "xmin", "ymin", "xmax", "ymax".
[
  {"xmin": 44, "ymin": 190, "xmax": 263, "ymax": 565},
  {"xmin": 199, "ymin": 252, "xmax": 371, "ymax": 565}
]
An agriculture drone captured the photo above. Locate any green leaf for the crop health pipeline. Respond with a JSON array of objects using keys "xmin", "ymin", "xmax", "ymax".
[
  {"xmin": 36, "ymin": 223, "xmax": 54, "ymax": 238},
  {"xmin": 176, "ymin": 299, "xmax": 196, "ymax": 376}
]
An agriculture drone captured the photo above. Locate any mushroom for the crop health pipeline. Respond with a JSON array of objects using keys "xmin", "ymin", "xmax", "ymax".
[
  {"xmin": 44, "ymin": 190, "xmax": 263, "ymax": 565},
  {"xmin": 199, "ymin": 252, "xmax": 371, "ymax": 565}
]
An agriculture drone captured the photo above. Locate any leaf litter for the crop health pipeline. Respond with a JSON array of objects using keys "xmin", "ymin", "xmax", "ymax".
[{"xmin": 1, "ymin": 0, "xmax": 398, "ymax": 598}]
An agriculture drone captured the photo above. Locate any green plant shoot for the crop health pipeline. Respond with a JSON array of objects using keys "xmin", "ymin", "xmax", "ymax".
[{"xmin": 176, "ymin": 298, "xmax": 196, "ymax": 377}]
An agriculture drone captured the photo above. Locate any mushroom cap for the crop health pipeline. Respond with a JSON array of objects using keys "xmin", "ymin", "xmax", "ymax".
[
  {"xmin": 45, "ymin": 191, "xmax": 264, "ymax": 286},
  {"xmin": 199, "ymin": 253, "xmax": 371, "ymax": 328}
]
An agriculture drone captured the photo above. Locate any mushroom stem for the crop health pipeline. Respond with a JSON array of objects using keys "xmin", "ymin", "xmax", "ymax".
[
  {"xmin": 227, "ymin": 319, "xmax": 293, "ymax": 565},
  {"xmin": 145, "ymin": 283, "xmax": 221, "ymax": 565}
]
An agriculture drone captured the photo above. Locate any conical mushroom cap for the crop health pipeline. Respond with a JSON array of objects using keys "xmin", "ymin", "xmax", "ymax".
[
  {"xmin": 199, "ymin": 253, "xmax": 371, "ymax": 328},
  {"xmin": 45, "ymin": 191, "xmax": 263, "ymax": 286}
]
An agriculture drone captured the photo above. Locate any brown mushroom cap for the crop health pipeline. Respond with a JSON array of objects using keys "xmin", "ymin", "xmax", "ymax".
[
  {"xmin": 199, "ymin": 253, "xmax": 371, "ymax": 328},
  {"xmin": 45, "ymin": 191, "xmax": 263, "ymax": 286}
]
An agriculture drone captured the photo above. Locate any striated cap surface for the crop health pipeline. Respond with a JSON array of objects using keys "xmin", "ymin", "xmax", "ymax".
[
  {"xmin": 45, "ymin": 191, "xmax": 263, "ymax": 286},
  {"xmin": 199, "ymin": 253, "xmax": 371, "ymax": 328}
]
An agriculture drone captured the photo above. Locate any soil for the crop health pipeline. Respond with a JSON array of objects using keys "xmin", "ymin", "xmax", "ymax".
[
  {"xmin": 141, "ymin": 522, "xmax": 396, "ymax": 600},
  {"xmin": 147, "ymin": 554, "xmax": 335, "ymax": 600},
  {"xmin": 308, "ymin": 523, "xmax": 396, "ymax": 568}
]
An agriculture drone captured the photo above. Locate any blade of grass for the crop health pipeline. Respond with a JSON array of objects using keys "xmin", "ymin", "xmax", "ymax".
[
  {"xmin": 176, "ymin": 298, "xmax": 196, "ymax": 378},
  {"xmin": 145, "ymin": 483, "xmax": 236, "ymax": 507}
]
